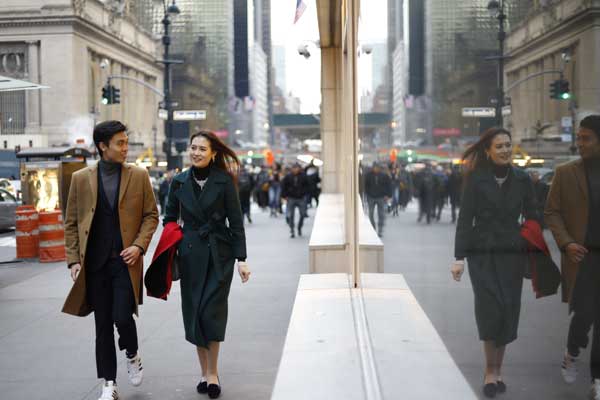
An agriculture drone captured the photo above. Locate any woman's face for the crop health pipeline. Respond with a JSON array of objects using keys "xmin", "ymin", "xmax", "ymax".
[
  {"xmin": 189, "ymin": 136, "xmax": 216, "ymax": 169},
  {"xmin": 486, "ymin": 133, "xmax": 512, "ymax": 166}
]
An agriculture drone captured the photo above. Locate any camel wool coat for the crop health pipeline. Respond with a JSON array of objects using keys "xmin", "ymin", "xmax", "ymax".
[
  {"xmin": 544, "ymin": 159, "xmax": 589, "ymax": 303},
  {"xmin": 61, "ymin": 162, "xmax": 159, "ymax": 317}
]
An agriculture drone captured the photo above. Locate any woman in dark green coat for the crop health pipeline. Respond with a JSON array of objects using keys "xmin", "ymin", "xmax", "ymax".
[
  {"xmin": 450, "ymin": 128, "xmax": 539, "ymax": 398},
  {"xmin": 164, "ymin": 131, "xmax": 250, "ymax": 399}
]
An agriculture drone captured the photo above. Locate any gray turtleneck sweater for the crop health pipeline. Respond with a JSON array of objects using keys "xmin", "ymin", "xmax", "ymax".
[{"xmin": 99, "ymin": 159, "xmax": 121, "ymax": 209}]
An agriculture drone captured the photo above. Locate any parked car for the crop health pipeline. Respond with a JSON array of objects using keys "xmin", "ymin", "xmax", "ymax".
[{"xmin": 0, "ymin": 188, "xmax": 18, "ymax": 230}]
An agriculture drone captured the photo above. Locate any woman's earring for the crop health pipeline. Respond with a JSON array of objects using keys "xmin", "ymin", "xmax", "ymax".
[{"xmin": 212, "ymin": 155, "xmax": 216, "ymax": 163}]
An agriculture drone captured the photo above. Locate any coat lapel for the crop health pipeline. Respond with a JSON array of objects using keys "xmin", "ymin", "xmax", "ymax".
[
  {"xmin": 88, "ymin": 163, "xmax": 98, "ymax": 206},
  {"xmin": 573, "ymin": 159, "xmax": 589, "ymax": 205},
  {"xmin": 118, "ymin": 164, "xmax": 133, "ymax": 206},
  {"xmin": 173, "ymin": 167, "xmax": 228, "ymax": 222}
]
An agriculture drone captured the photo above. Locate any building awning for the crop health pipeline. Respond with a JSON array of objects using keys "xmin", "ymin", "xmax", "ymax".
[{"xmin": 0, "ymin": 75, "xmax": 49, "ymax": 92}]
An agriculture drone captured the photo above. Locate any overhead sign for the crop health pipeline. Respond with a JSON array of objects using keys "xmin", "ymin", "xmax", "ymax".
[
  {"xmin": 158, "ymin": 109, "xmax": 168, "ymax": 120},
  {"xmin": 173, "ymin": 110, "xmax": 206, "ymax": 121},
  {"xmin": 462, "ymin": 107, "xmax": 496, "ymax": 118}
]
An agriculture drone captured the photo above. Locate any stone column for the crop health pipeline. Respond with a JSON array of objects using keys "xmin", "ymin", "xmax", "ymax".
[
  {"xmin": 320, "ymin": 47, "xmax": 342, "ymax": 193},
  {"xmin": 25, "ymin": 41, "xmax": 40, "ymax": 134}
]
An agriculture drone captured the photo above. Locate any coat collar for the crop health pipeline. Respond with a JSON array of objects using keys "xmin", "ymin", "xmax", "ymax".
[
  {"xmin": 173, "ymin": 167, "xmax": 229, "ymax": 219},
  {"xmin": 470, "ymin": 165, "xmax": 527, "ymax": 208},
  {"xmin": 87, "ymin": 162, "xmax": 133, "ymax": 207}
]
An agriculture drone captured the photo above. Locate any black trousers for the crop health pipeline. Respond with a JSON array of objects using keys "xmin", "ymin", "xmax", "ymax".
[
  {"xmin": 87, "ymin": 257, "xmax": 138, "ymax": 381},
  {"xmin": 567, "ymin": 251, "xmax": 600, "ymax": 379}
]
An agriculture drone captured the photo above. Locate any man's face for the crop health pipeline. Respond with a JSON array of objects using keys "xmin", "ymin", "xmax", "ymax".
[
  {"xmin": 292, "ymin": 166, "xmax": 301, "ymax": 175},
  {"xmin": 576, "ymin": 127, "xmax": 600, "ymax": 160},
  {"xmin": 373, "ymin": 166, "xmax": 381, "ymax": 174},
  {"xmin": 100, "ymin": 131, "xmax": 128, "ymax": 163}
]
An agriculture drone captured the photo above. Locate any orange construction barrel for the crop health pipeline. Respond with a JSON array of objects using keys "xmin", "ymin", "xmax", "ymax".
[
  {"xmin": 16, "ymin": 206, "xmax": 39, "ymax": 259},
  {"xmin": 38, "ymin": 210, "xmax": 66, "ymax": 263}
]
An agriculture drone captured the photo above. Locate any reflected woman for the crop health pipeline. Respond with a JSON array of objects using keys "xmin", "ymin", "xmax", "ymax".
[
  {"xmin": 164, "ymin": 131, "xmax": 251, "ymax": 399},
  {"xmin": 450, "ymin": 128, "xmax": 539, "ymax": 398}
]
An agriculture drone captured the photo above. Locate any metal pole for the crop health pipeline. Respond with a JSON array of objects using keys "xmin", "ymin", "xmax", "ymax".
[
  {"xmin": 496, "ymin": 2, "xmax": 506, "ymax": 127},
  {"xmin": 163, "ymin": 14, "xmax": 173, "ymax": 169},
  {"xmin": 570, "ymin": 98, "xmax": 577, "ymax": 155}
]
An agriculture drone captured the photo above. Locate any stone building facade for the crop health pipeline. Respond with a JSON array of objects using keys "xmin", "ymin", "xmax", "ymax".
[
  {"xmin": 0, "ymin": 0, "xmax": 164, "ymax": 160},
  {"xmin": 504, "ymin": 0, "xmax": 600, "ymax": 144}
]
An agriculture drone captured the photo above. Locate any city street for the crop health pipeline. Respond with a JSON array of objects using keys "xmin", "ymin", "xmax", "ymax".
[{"xmin": 0, "ymin": 201, "xmax": 593, "ymax": 400}]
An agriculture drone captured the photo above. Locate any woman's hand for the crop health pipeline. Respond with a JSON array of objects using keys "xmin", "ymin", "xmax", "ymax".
[
  {"xmin": 451, "ymin": 260, "xmax": 465, "ymax": 282},
  {"xmin": 238, "ymin": 261, "xmax": 251, "ymax": 283}
]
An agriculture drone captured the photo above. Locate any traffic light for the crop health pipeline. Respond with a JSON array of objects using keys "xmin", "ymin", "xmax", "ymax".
[
  {"xmin": 558, "ymin": 79, "xmax": 571, "ymax": 100},
  {"xmin": 550, "ymin": 79, "xmax": 571, "ymax": 100},
  {"xmin": 101, "ymin": 85, "xmax": 111, "ymax": 105},
  {"xmin": 112, "ymin": 87, "xmax": 121, "ymax": 104},
  {"xmin": 549, "ymin": 80, "xmax": 559, "ymax": 99}
]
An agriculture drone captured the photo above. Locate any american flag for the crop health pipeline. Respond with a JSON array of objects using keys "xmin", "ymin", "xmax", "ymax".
[{"xmin": 294, "ymin": 0, "xmax": 307, "ymax": 24}]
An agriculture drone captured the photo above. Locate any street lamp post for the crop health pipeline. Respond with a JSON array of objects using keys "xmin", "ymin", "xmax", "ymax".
[
  {"xmin": 488, "ymin": 0, "xmax": 506, "ymax": 127},
  {"xmin": 155, "ymin": 0, "xmax": 180, "ymax": 169}
]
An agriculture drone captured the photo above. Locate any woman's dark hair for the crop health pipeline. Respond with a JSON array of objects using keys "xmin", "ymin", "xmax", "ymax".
[
  {"xmin": 93, "ymin": 120, "xmax": 127, "ymax": 157},
  {"xmin": 461, "ymin": 127, "xmax": 512, "ymax": 174},
  {"xmin": 189, "ymin": 131, "xmax": 241, "ymax": 179},
  {"xmin": 580, "ymin": 115, "xmax": 600, "ymax": 140}
]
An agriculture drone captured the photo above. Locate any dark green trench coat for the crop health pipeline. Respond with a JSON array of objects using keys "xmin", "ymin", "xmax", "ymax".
[
  {"xmin": 164, "ymin": 167, "xmax": 246, "ymax": 348},
  {"xmin": 455, "ymin": 166, "xmax": 539, "ymax": 347}
]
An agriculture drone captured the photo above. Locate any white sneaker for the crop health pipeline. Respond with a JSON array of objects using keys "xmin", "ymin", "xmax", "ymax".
[
  {"xmin": 590, "ymin": 379, "xmax": 600, "ymax": 400},
  {"xmin": 126, "ymin": 352, "xmax": 143, "ymax": 386},
  {"xmin": 98, "ymin": 380, "xmax": 119, "ymax": 400},
  {"xmin": 561, "ymin": 350, "xmax": 578, "ymax": 384}
]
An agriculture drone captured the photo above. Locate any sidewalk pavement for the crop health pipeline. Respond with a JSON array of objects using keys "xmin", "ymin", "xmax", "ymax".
[{"xmin": 0, "ymin": 206, "xmax": 313, "ymax": 400}]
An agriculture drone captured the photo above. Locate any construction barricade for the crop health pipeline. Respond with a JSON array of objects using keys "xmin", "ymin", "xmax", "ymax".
[
  {"xmin": 16, "ymin": 205, "xmax": 39, "ymax": 259},
  {"xmin": 38, "ymin": 210, "xmax": 66, "ymax": 263}
]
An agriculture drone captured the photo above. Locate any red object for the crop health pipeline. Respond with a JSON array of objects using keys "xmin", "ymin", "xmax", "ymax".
[
  {"xmin": 390, "ymin": 148, "xmax": 398, "ymax": 163},
  {"xmin": 264, "ymin": 149, "xmax": 274, "ymax": 166},
  {"xmin": 433, "ymin": 128, "xmax": 461, "ymax": 137},
  {"xmin": 214, "ymin": 130, "xmax": 229, "ymax": 138},
  {"xmin": 521, "ymin": 219, "xmax": 561, "ymax": 298},
  {"xmin": 144, "ymin": 222, "xmax": 183, "ymax": 300}
]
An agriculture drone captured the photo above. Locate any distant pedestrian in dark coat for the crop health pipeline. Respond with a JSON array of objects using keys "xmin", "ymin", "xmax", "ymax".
[
  {"xmin": 237, "ymin": 167, "xmax": 254, "ymax": 224},
  {"xmin": 415, "ymin": 164, "xmax": 436, "ymax": 224},
  {"xmin": 164, "ymin": 131, "xmax": 251, "ymax": 399},
  {"xmin": 364, "ymin": 163, "xmax": 392, "ymax": 236},
  {"xmin": 545, "ymin": 115, "xmax": 600, "ymax": 396},
  {"xmin": 447, "ymin": 165, "xmax": 463, "ymax": 223},
  {"xmin": 281, "ymin": 163, "xmax": 309, "ymax": 238},
  {"xmin": 451, "ymin": 128, "xmax": 539, "ymax": 398}
]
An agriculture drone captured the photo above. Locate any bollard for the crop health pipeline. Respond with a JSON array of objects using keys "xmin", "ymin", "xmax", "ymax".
[
  {"xmin": 16, "ymin": 205, "xmax": 39, "ymax": 259},
  {"xmin": 38, "ymin": 210, "xmax": 66, "ymax": 263}
]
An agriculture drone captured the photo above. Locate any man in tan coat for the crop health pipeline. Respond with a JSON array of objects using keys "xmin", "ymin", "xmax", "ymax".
[
  {"xmin": 545, "ymin": 115, "xmax": 600, "ymax": 397},
  {"xmin": 62, "ymin": 120, "xmax": 158, "ymax": 400}
]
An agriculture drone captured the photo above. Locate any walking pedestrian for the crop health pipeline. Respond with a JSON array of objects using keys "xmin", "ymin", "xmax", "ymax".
[
  {"xmin": 447, "ymin": 165, "xmax": 462, "ymax": 223},
  {"xmin": 163, "ymin": 131, "xmax": 251, "ymax": 399},
  {"xmin": 364, "ymin": 162, "xmax": 392, "ymax": 236},
  {"xmin": 545, "ymin": 115, "xmax": 600, "ymax": 398},
  {"xmin": 268, "ymin": 168, "xmax": 282, "ymax": 217},
  {"xmin": 450, "ymin": 127, "xmax": 539, "ymax": 398},
  {"xmin": 62, "ymin": 120, "xmax": 159, "ymax": 400},
  {"xmin": 158, "ymin": 171, "xmax": 172, "ymax": 215},
  {"xmin": 237, "ymin": 166, "xmax": 254, "ymax": 224},
  {"xmin": 281, "ymin": 163, "xmax": 309, "ymax": 238},
  {"xmin": 415, "ymin": 164, "xmax": 436, "ymax": 224}
]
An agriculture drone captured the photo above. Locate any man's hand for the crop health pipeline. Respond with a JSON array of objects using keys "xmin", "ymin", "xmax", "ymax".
[
  {"xmin": 120, "ymin": 246, "xmax": 142, "ymax": 267},
  {"xmin": 70, "ymin": 263, "xmax": 81, "ymax": 282},
  {"xmin": 566, "ymin": 243, "xmax": 588, "ymax": 263}
]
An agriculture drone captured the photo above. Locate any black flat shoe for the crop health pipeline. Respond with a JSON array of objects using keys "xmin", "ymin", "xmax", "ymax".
[
  {"xmin": 197, "ymin": 379, "xmax": 208, "ymax": 394},
  {"xmin": 483, "ymin": 382, "xmax": 497, "ymax": 398},
  {"xmin": 207, "ymin": 379, "xmax": 221, "ymax": 399},
  {"xmin": 496, "ymin": 380, "xmax": 506, "ymax": 393}
]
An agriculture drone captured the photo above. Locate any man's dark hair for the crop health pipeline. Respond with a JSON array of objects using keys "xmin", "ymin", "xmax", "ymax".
[
  {"xmin": 580, "ymin": 115, "xmax": 600, "ymax": 140},
  {"xmin": 93, "ymin": 120, "xmax": 127, "ymax": 157}
]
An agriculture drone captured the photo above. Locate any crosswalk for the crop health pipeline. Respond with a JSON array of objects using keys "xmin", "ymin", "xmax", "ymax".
[{"xmin": 0, "ymin": 236, "xmax": 16, "ymax": 247}]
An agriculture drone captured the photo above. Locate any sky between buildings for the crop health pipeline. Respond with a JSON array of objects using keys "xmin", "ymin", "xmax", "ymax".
[{"xmin": 270, "ymin": 0, "xmax": 388, "ymax": 114}]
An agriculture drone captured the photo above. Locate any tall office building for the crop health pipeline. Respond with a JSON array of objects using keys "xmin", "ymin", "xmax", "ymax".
[{"xmin": 157, "ymin": 1, "xmax": 234, "ymax": 131}]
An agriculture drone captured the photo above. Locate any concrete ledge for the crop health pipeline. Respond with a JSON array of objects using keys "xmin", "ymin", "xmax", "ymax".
[
  {"xmin": 309, "ymin": 194, "xmax": 383, "ymax": 273},
  {"xmin": 271, "ymin": 273, "xmax": 478, "ymax": 400}
]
